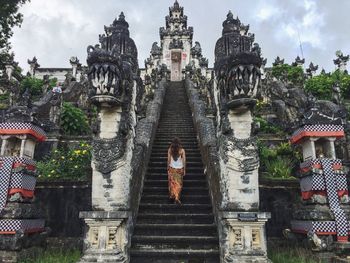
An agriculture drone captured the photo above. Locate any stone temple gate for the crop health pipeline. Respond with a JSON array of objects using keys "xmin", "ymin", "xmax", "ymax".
[
  {"xmin": 1, "ymin": 1, "xmax": 350, "ymax": 263},
  {"xmin": 78, "ymin": 2, "xmax": 271, "ymax": 262}
]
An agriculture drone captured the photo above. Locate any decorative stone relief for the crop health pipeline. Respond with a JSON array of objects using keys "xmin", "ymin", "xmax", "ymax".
[{"xmin": 92, "ymin": 135, "xmax": 126, "ymax": 174}]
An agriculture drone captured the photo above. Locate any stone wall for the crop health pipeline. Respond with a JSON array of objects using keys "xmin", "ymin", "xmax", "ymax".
[{"xmin": 35, "ymin": 179, "xmax": 299, "ymax": 240}]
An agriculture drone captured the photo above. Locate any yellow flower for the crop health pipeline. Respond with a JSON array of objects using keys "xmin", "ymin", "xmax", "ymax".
[
  {"xmin": 48, "ymin": 174, "xmax": 52, "ymax": 177},
  {"xmin": 82, "ymin": 150, "xmax": 87, "ymax": 154},
  {"xmin": 50, "ymin": 170, "xmax": 55, "ymax": 173},
  {"xmin": 74, "ymin": 165, "xmax": 78, "ymax": 169},
  {"xmin": 74, "ymin": 150, "xmax": 81, "ymax": 155},
  {"xmin": 69, "ymin": 158, "xmax": 73, "ymax": 161},
  {"xmin": 61, "ymin": 156, "xmax": 65, "ymax": 159}
]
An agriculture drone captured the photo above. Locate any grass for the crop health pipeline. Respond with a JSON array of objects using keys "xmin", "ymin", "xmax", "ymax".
[
  {"xmin": 19, "ymin": 249, "xmax": 81, "ymax": 263},
  {"xmin": 268, "ymin": 246, "xmax": 320, "ymax": 263}
]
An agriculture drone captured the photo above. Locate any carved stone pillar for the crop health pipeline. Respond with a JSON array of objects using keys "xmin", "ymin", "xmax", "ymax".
[
  {"xmin": 214, "ymin": 11, "xmax": 270, "ymax": 262},
  {"xmin": 221, "ymin": 212, "xmax": 270, "ymax": 263},
  {"xmin": 79, "ymin": 12, "xmax": 140, "ymax": 262},
  {"xmin": 27, "ymin": 57, "xmax": 40, "ymax": 77}
]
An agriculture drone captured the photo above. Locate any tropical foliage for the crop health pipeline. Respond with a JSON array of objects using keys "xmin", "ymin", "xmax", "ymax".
[
  {"xmin": 304, "ymin": 69, "xmax": 350, "ymax": 100},
  {"xmin": 60, "ymin": 102, "xmax": 90, "ymax": 136},
  {"xmin": 20, "ymin": 76, "xmax": 57, "ymax": 96},
  {"xmin": 36, "ymin": 142, "xmax": 92, "ymax": 181},
  {"xmin": 271, "ymin": 64, "xmax": 304, "ymax": 86},
  {"xmin": 254, "ymin": 116, "xmax": 284, "ymax": 135},
  {"xmin": 259, "ymin": 141, "xmax": 301, "ymax": 179}
]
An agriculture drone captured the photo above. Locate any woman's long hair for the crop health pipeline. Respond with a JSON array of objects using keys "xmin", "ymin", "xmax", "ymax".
[{"xmin": 170, "ymin": 137, "xmax": 182, "ymax": 161}]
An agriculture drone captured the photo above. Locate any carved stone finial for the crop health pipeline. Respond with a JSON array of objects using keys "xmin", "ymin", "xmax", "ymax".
[
  {"xmin": 273, "ymin": 56, "xmax": 284, "ymax": 66},
  {"xmin": 27, "ymin": 56, "xmax": 40, "ymax": 76},
  {"xmin": 306, "ymin": 62, "xmax": 318, "ymax": 77},
  {"xmin": 292, "ymin": 56, "xmax": 305, "ymax": 67},
  {"xmin": 334, "ymin": 50, "xmax": 349, "ymax": 72}
]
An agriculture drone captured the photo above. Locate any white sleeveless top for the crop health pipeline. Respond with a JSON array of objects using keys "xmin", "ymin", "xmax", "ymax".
[{"xmin": 170, "ymin": 155, "xmax": 183, "ymax": 169}]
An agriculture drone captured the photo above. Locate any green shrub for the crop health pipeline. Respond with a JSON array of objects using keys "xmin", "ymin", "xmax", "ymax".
[
  {"xmin": 20, "ymin": 76, "xmax": 44, "ymax": 96},
  {"xmin": 19, "ymin": 249, "xmax": 81, "ymax": 263},
  {"xmin": 268, "ymin": 246, "xmax": 318, "ymax": 263},
  {"xmin": 60, "ymin": 102, "xmax": 90, "ymax": 136},
  {"xmin": 0, "ymin": 92, "xmax": 9, "ymax": 101},
  {"xmin": 36, "ymin": 142, "xmax": 92, "ymax": 181},
  {"xmin": 20, "ymin": 76, "xmax": 58, "ymax": 96},
  {"xmin": 254, "ymin": 116, "xmax": 283, "ymax": 134},
  {"xmin": 272, "ymin": 64, "xmax": 304, "ymax": 86},
  {"xmin": 305, "ymin": 69, "xmax": 350, "ymax": 100},
  {"xmin": 259, "ymin": 141, "xmax": 301, "ymax": 179}
]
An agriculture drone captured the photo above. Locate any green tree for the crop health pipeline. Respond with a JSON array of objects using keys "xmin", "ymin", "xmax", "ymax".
[
  {"xmin": 60, "ymin": 103, "xmax": 90, "ymax": 136},
  {"xmin": 271, "ymin": 64, "xmax": 304, "ymax": 86},
  {"xmin": 304, "ymin": 70, "xmax": 350, "ymax": 100},
  {"xmin": 0, "ymin": 1, "xmax": 29, "ymax": 78},
  {"xmin": 0, "ymin": 0, "xmax": 29, "ymax": 50}
]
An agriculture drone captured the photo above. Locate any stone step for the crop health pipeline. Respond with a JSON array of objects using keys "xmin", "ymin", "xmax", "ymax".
[
  {"xmin": 146, "ymin": 173, "xmax": 206, "ymax": 180},
  {"xmin": 133, "ymin": 223, "xmax": 217, "ymax": 236},
  {"xmin": 130, "ymin": 248, "xmax": 219, "ymax": 263},
  {"xmin": 131, "ymin": 235, "xmax": 219, "ymax": 250},
  {"xmin": 144, "ymin": 179, "xmax": 207, "ymax": 188},
  {"xmin": 141, "ymin": 194, "xmax": 210, "ymax": 204},
  {"xmin": 136, "ymin": 213, "xmax": 214, "ymax": 224},
  {"xmin": 131, "ymin": 82, "xmax": 219, "ymax": 262},
  {"xmin": 138, "ymin": 203, "xmax": 212, "ymax": 213}
]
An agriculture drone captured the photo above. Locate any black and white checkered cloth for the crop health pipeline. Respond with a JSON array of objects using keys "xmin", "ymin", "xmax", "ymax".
[
  {"xmin": 0, "ymin": 157, "xmax": 14, "ymax": 214},
  {"xmin": 300, "ymin": 159, "xmax": 347, "ymax": 192},
  {"xmin": 0, "ymin": 219, "xmax": 45, "ymax": 233},
  {"xmin": 13, "ymin": 157, "xmax": 36, "ymax": 168},
  {"xmin": 291, "ymin": 220, "xmax": 350, "ymax": 234},
  {"xmin": 0, "ymin": 122, "xmax": 47, "ymax": 141},
  {"xmin": 292, "ymin": 124, "xmax": 344, "ymax": 137},
  {"xmin": 10, "ymin": 173, "xmax": 36, "ymax": 191},
  {"xmin": 321, "ymin": 158, "xmax": 349, "ymax": 238}
]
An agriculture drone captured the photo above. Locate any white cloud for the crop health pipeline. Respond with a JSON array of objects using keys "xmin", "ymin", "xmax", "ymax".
[
  {"xmin": 9, "ymin": 0, "xmax": 350, "ymax": 73},
  {"xmin": 256, "ymin": 5, "xmax": 280, "ymax": 21}
]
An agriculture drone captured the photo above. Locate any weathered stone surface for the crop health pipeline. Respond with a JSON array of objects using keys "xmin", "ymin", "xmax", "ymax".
[
  {"xmin": 0, "ymin": 247, "xmax": 44, "ymax": 263},
  {"xmin": 293, "ymin": 205, "xmax": 350, "ymax": 221},
  {"xmin": 0, "ymin": 230, "xmax": 48, "ymax": 251},
  {"xmin": 0, "ymin": 203, "xmax": 43, "ymax": 219}
]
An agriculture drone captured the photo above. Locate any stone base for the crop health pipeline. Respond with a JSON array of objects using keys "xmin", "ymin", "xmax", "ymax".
[
  {"xmin": 79, "ymin": 211, "xmax": 130, "ymax": 263},
  {"xmin": 0, "ymin": 230, "xmax": 48, "ymax": 250},
  {"xmin": 223, "ymin": 254, "xmax": 271, "ymax": 263},
  {"xmin": 293, "ymin": 204, "xmax": 350, "ymax": 221},
  {"xmin": 219, "ymin": 212, "xmax": 271, "ymax": 263},
  {"xmin": 78, "ymin": 250, "xmax": 126, "ymax": 263},
  {"xmin": 0, "ymin": 246, "xmax": 44, "ymax": 263}
]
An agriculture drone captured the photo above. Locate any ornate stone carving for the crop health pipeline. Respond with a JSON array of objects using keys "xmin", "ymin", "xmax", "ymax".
[
  {"xmin": 87, "ymin": 12, "xmax": 138, "ymax": 107},
  {"xmin": 169, "ymin": 38, "xmax": 184, "ymax": 50},
  {"xmin": 214, "ymin": 11, "xmax": 262, "ymax": 113},
  {"xmin": 92, "ymin": 135, "xmax": 126, "ymax": 174},
  {"xmin": 191, "ymin": 41, "xmax": 202, "ymax": 57},
  {"xmin": 150, "ymin": 42, "xmax": 162, "ymax": 57}
]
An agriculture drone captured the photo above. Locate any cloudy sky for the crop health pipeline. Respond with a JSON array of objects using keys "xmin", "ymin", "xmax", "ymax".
[{"xmin": 10, "ymin": 0, "xmax": 350, "ymax": 73}]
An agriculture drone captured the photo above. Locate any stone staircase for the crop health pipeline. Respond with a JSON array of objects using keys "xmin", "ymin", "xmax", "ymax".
[{"xmin": 130, "ymin": 82, "xmax": 220, "ymax": 263}]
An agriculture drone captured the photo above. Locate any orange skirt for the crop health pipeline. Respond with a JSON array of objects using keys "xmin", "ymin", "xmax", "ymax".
[{"xmin": 168, "ymin": 167, "xmax": 184, "ymax": 201}]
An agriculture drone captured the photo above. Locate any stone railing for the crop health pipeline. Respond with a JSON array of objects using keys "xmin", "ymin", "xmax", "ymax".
[
  {"xmin": 128, "ymin": 78, "xmax": 167, "ymax": 234},
  {"xmin": 184, "ymin": 77, "xmax": 221, "ymax": 219}
]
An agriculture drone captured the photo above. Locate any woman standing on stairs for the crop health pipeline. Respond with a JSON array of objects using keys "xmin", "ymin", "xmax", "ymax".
[{"xmin": 167, "ymin": 137, "xmax": 186, "ymax": 204}]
